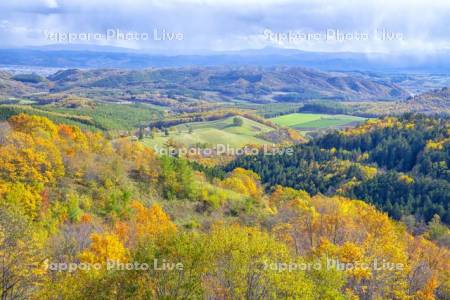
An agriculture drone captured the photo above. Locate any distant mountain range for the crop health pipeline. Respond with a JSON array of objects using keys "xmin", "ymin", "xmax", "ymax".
[
  {"xmin": 1, "ymin": 46, "xmax": 450, "ymax": 73},
  {"xmin": 1, "ymin": 67, "xmax": 409, "ymax": 102}
]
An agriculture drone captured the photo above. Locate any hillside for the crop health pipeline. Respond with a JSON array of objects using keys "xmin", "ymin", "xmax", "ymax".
[
  {"xmin": 0, "ymin": 71, "xmax": 45, "ymax": 98},
  {"xmin": 0, "ymin": 113, "xmax": 448, "ymax": 299},
  {"xmin": 51, "ymin": 67, "xmax": 410, "ymax": 102},
  {"xmin": 7, "ymin": 67, "xmax": 450, "ymax": 122},
  {"xmin": 143, "ymin": 116, "xmax": 276, "ymax": 149},
  {"xmin": 0, "ymin": 102, "xmax": 165, "ymax": 131},
  {"xmin": 403, "ymin": 87, "xmax": 450, "ymax": 114},
  {"xmin": 226, "ymin": 115, "xmax": 450, "ymax": 225},
  {"xmin": 0, "ymin": 67, "xmax": 409, "ymax": 105}
]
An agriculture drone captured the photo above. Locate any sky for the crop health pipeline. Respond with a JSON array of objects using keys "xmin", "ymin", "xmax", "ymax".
[{"xmin": 0, "ymin": 0, "xmax": 449, "ymax": 54}]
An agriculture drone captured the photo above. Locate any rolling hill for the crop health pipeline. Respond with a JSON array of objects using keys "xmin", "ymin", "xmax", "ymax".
[
  {"xmin": 0, "ymin": 71, "xmax": 45, "ymax": 98},
  {"xmin": 23, "ymin": 67, "xmax": 411, "ymax": 103},
  {"xmin": 403, "ymin": 87, "xmax": 450, "ymax": 114},
  {"xmin": 143, "ymin": 116, "xmax": 276, "ymax": 149}
]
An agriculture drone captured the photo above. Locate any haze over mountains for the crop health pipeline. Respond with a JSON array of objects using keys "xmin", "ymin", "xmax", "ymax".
[{"xmin": 1, "ymin": 46, "xmax": 450, "ymax": 74}]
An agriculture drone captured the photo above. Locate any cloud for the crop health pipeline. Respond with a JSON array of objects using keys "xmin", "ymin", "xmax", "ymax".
[
  {"xmin": 44, "ymin": 0, "xmax": 59, "ymax": 9},
  {"xmin": 0, "ymin": 0, "xmax": 448, "ymax": 53}
]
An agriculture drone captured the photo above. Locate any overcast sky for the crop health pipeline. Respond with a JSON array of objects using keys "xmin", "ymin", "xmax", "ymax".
[{"xmin": 0, "ymin": 0, "xmax": 449, "ymax": 54}]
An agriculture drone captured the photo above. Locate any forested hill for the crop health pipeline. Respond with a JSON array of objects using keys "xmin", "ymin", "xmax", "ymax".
[
  {"xmin": 405, "ymin": 86, "xmax": 450, "ymax": 114},
  {"xmin": 1, "ymin": 67, "xmax": 409, "ymax": 101},
  {"xmin": 226, "ymin": 114, "xmax": 450, "ymax": 224},
  {"xmin": 0, "ymin": 113, "xmax": 449, "ymax": 298}
]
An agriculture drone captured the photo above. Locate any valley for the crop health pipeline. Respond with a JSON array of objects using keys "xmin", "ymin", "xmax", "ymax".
[
  {"xmin": 1, "ymin": 1, "xmax": 450, "ymax": 298},
  {"xmin": 0, "ymin": 65, "xmax": 448, "ymax": 300}
]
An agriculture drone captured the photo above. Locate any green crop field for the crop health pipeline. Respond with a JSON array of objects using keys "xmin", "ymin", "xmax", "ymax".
[
  {"xmin": 143, "ymin": 116, "xmax": 275, "ymax": 149},
  {"xmin": 270, "ymin": 113, "xmax": 366, "ymax": 129}
]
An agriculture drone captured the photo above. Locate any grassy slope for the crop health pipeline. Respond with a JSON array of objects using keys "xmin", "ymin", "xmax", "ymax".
[
  {"xmin": 143, "ymin": 116, "xmax": 275, "ymax": 149},
  {"xmin": 270, "ymin": 113, "xmax": 366, "ymax": 129}
]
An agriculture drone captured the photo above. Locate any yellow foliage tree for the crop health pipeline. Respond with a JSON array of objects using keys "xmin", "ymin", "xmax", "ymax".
[
  {"xmin": 0, "ymin": 182, "xmax": 42, "ymax": 219},
  {"xmin": 0, "ymin": 132, "xmax": 64, "ymax": 184},
  {"xmin": 115, "ymin": 201, "xmax": 176, "ymax": 246},
  {"xmin": 114, "ymin": 138, "xmax": 159, "ymax": 183},
  {"xmin": 57, "ymin": 124, "xmax": 89, "ymax": 155},
  {"xmin": 273, "ymin": 194, "xmax": 429, "ymax": 299},
  {"xmin": 8, "ymin": 113, "xmax": 58, "ymax": 138},
  {"xmin": 269, "ymin": 185, "xmax": 310, "ymax": 209},
  {"xmin": 79, "ymin": 232, "xmax": 128, "ymax": 264},
  {"xmin": 220, "ymin": 168, "xmax": 263, "ymax": 200},
  {"xmin": 206, "ymin": 224, "xmax": 319, "ymax": 299}
]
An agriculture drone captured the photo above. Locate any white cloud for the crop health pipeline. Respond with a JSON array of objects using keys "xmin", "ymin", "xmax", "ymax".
[
  {"xmin": 0, "ymin": 0, "xmax": 448, "ymax": 53},
  {"xmin": 44, "ymin": 0, "xmax": 59, "ymax": 8}
]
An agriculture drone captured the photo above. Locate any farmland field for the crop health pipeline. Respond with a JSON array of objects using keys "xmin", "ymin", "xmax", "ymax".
[
  {"xmin": 143, "ymin": 116, "xmax": 275, "ymax": 149},
  {"xmin": 270, "ymin": 113, "xmax": 366, "ymax": 130}
]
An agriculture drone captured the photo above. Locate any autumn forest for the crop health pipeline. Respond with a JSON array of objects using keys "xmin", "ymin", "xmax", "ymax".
[
  {"xmin": 1, "ymin": 1, "xmax": 450, "ymax": 298},
  {"xmin": 0, "ymin": 112, "xmax": 448, "ymax": 299}
]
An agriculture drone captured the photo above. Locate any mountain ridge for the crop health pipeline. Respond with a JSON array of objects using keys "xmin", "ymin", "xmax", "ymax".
[
  {"xmin": 2, "ymin": 47, "xmax": 450, "ymax": 73},
  {"xmin": 1, "ymin": 67, "xmax": 410, "ymax": 102}
]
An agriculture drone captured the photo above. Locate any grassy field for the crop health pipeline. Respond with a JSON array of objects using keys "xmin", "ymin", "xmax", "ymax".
[
  {"xmin": 270, "ymin": 113, "xmax": 366, "ymax": 130},
  {"xmin": 143, "ymin": 116, "xmax": 274, "ymax": 149}
]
